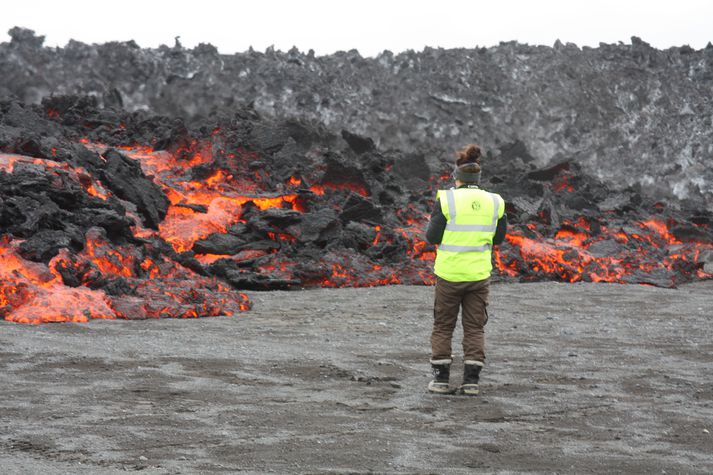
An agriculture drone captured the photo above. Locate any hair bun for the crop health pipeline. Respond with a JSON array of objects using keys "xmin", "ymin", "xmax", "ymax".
[{"xmin": 456, "ymin": 144, "xmax": 482, "ymax": 166}]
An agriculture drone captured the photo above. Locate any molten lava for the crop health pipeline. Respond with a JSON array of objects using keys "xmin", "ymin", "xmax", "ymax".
[
  {"xmin": 2, "ymin": 112, "xmax": 712, "ymax": 326},
  {"xmin": 494, "ymin": 217, "xmax": 713, "ymax": 286},
  {"xmin": 1, "ymin": 237, "xmax": 116, "ymax": 324},
  {"xmin": 0, "ymin": 228, "xmax": 252, "ymax": 324},
  {"xmin": 1, "ymin": 143, "xmax": 253, "ymax": 323},
  {"xmin": 103, "ymin": 139, "xmax": 711, "ymax": 290}
]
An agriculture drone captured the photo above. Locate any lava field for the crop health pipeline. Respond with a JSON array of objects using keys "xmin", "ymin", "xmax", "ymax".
[{"xmin": 1, "ymin": 95, "xmax": 712, "ymax": 323}]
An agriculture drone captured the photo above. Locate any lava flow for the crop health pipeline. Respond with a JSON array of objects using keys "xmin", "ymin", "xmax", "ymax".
[
  {"xmin": 0, "ymin": 145, "xmax": 251, "ymax": 323},
  {"xmin": 1, "ymin": 97, "xmax": 712, "ymax": 324},
  {"xmin": 493, "ymin": 208, "xmax": 713, "ymax": 286},
  {"xmin": 0, "ymin": 229, "xmax": 250, "ymax": 324},
  {"xmin": 83, "ymin": 136, "xmax": 434, "ymax": 290}
]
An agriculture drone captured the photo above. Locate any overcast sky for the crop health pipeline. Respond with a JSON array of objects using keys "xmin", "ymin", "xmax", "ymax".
[{"xmin": 2, "ymin": 0, "xmax": 712, "ymax": 56}]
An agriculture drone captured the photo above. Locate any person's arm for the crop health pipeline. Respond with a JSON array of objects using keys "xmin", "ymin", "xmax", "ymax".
[
  {"xmin": 492, "ymin": 213, "xmax": 508, "ymax": 245},
  {"xmin": 425, "ymin": 201, "xmax": 447, "ymax": 245}
]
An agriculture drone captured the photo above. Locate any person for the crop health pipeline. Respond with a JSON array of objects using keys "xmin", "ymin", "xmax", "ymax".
[{"xmin": 424, "ymin": 143, "xmax": 507, "ymax": 395}]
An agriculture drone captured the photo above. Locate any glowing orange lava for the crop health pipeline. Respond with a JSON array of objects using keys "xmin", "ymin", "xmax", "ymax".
[
  {"xmin": 1, "ymin": 238, "xmax": 117, "ymax": 324},
  {"xmin": 494, "ymin": 218, "xmax": 713, "ymax": 285}
]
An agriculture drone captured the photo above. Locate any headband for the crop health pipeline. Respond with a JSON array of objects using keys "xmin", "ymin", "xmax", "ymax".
[{"xmin": 453, "ymin": 166, "xmax": 481, "ymax": 184}]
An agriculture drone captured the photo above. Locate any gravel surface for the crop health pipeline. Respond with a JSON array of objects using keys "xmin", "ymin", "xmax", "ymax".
[{"xmin": 1, "ymin": 281, "xmax": 712, "ymax": 474}]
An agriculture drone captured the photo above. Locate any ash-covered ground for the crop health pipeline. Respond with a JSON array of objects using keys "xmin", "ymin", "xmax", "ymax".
[{"xmin": 1, "ymin": 282, "xmax": 712, "ymax": 473}]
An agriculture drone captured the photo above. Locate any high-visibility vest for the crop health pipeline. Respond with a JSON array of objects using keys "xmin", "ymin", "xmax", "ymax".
[{"xmin": 434, "ymin": 186, "xmax": 505, "ymax": 282}]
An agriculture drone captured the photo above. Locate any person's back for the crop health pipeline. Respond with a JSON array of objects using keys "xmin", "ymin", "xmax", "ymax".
[{"xmin": 424, "ymin": 144, "xmax": 507, "ymax": 395}]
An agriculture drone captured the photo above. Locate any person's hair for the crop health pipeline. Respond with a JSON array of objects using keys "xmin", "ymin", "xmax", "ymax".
[
  {"xmin": 456, "ymin": 144, "xmax": 482, "ymax": 167},
  {"xmin": 454, "ymin": 144, "xmax": 482, "ymax": 182}
]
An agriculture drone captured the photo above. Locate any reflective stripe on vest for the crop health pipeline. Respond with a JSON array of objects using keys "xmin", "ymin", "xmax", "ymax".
[
  {"xmin": 443, "ymin": 189, "xmax": 501, "ymax": 245},
  {"xmin": 437, "ymin": 243, "xmax": 492, "ymax": 253}
]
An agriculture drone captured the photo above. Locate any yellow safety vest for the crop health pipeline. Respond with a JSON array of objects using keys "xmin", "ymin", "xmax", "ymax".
[{"xmin": 434, "ymin": 187, "xmax": 505, "ymax": 282}]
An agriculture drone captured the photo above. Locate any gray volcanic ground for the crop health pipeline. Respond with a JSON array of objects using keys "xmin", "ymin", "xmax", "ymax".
[
  {"xmin": 1, "ymin": 283, "xmax": 712, "ymax": 473},
  {"xmin": 2, "ymin": 27, "xmax": 713, "ymax": 207}
]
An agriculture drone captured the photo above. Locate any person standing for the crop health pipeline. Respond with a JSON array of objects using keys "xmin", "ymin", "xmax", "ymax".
[{"xmin": 424, "ymin": 144, "xmax": 507, "ymax": 395}]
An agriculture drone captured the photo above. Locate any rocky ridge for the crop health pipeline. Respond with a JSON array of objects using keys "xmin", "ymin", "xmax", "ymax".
[{"xmin": 1, "ymin": 27, "xmax": 712, "ymax": 206}]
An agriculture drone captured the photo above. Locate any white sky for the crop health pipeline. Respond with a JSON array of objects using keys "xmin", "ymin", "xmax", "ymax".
[{"xmin": 2, "ymin": 0, "xmax": 712, "ymax": 57}]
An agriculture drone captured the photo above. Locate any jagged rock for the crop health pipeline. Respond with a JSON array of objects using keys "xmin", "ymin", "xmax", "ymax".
[
  {"xmin": 99, "ymin": 148, "xmax": 169, "ymax": 228},
  {"xmin": 3, "ymin": 31, "xmax": 712, "ymax": 207},
  {"xmin": 192, "ymin": 233, "xmax": 247, "ymax": 255},
  {"xmin": 339, "ymin": 193, "xmax": 382, "ymax": 224},
  {"xmin": 0, "ymin": 160, "xmax": 134, "ymax": 243},
  {"xmin": 341, "ymin": 130, "xmax": 375, "ymax": 154},
  {"xmin": 701, "ymin": 250, "xmax": 713, "ymax": 274},
  {"xmin": 18, "ymin": 230, "xmax": 78, "ymax": 262},
  {"xmin": 299, "ymin": 208, "xmax": 341, "ymax": 245},
  {"xmin": 342, "ymin": 221, "xmax": 378, "ymax": 250},
  {"xmin": 224, "ymin": 270, "xmax": 300, "ymax": 290},
  {"xmin": 527, "ymin": 161, "xmax": 572, "ymax": 181},
  {"xmin": 587, "ymin": 240, "xmax": 626, "ymax": 258}
]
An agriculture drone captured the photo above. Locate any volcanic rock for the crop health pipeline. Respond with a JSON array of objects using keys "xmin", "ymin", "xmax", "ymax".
[
  {"xmin": 342, "ymin": 221, "xmax": 379, "ymax": 250},
  {"xmin": 701, "ymin": 250, "xmax": 713, "ymax": 274},
  {"xmin": 587, "ymin": 239, "xmax": 626, "ymax": 258},
  {"xmin": 192, "ymin": 233, "xmax": 248, "ymax": 255},
  {"xmin": 0, "ymin": 159, "xmax": 134, "ymax": 244},
  {"xmin": 341, "ymin": 130, "xmax": 375, "ymax": 155},
  {"xmin": 1, "ymin": 89, "xmax": 712, "ymax": 327},
  {"xmin": 3, "ymin": 29, "xmax": 713, "ymax": 207},
  {"xmin": 338, "ymin": 193, "xmax": 382, "ymax": 224},
  {"xmin": 18, "ymin": 229, "xmax": 81, "ymax": 262},
  {"xmin": 299, "ymin": 208, "xmax": 342, "ymax": 245},
  {"xmin": 224, "ymin": 270, "xmax": 300, "ymax": 291},
  {"xmin": 99, "ymin": 148, "xmax": 169, "ymax": 228}
]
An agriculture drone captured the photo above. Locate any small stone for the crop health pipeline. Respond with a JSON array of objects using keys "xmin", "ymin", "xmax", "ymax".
[
  {"xmin": 704, "ymin": 429, "xmax": 710, "ymax": 434},
  {"xmin": 139, "ymin": 456, "xmax": 148, "ymax": 461}
]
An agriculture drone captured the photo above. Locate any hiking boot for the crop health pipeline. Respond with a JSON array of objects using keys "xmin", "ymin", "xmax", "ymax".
[
  {"xmin": 460, "ymin": 360, "xmax": 483, "ymax": 396},
  {"xmin": 427, "ymin": 359, "xmax": 451, "ymax": 394}
]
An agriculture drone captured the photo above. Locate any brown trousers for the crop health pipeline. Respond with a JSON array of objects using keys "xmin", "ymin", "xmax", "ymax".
[{"xmin": 431, "ymin": 277, "xmax": 490, "ymax": 363}]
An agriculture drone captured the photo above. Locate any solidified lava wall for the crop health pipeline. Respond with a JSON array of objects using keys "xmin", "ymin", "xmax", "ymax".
[{"xmin": 2, "ymin": 27, "xmax": 713, "ymax": 206}]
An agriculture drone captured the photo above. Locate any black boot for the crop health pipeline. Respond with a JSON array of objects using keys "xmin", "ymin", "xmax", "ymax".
[
  {"xmin": 460, "ymin": 361, "xmax": 482, "ymax": 396},
  {"xmin": 428, "ymin": 359, "xmax": 451, "ymax": 394}
]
